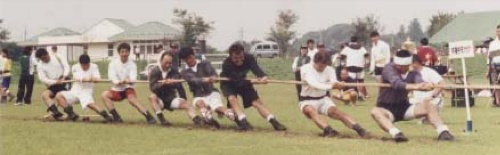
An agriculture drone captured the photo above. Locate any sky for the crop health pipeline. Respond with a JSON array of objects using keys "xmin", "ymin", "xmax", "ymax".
[{"xmin": 1, "ymin": 0, "xmax": 500, "ymax": 49}]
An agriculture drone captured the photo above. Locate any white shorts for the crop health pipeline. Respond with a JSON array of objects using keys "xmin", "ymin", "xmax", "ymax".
[
  {"xmin": 299, "ymin": 97, "xmax": 336, "ymax": 115},
  {"xmin": 348, "ymin": 71, "xmax": 365, "ymax": 79},
  {"xmin": 60, "ymin": 91, "xmax": 94, "ymax": 109},
  {"xmin": 192, "ymin": 92, "xmax": 223, "ymax": 111},
  {"xmin": 158, "ymin": 97, "xmax": 184, "ymax": 110}
]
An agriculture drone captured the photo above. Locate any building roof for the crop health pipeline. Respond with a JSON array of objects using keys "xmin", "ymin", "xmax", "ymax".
[
  {"xmin": 18, "ymin": 27, "xmax": 81, "ymax": 46},
  {"xmin": 109, "ymin": 21, "xmax": 180, "ymax": 41},
  {"xmin": 430, "ymin": 10, "xmax": 500, "ymax": 44},
  {"xmin": 104, "ymin": 18, "xmax": 134, "ymax": 30}
]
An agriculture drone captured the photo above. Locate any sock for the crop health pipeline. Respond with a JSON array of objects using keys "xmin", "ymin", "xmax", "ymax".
[
  {"xmin": 63, "ymin": 106, "xmax": 75, "ymax": 115},
  {"xmin": 143, "ymin": 111, "xmax": 154, "ymax": 120},
  {"xmin": 323, "ymin": 126, "xmax": 333, "ymax": 132},
  {"xmin": 47, "ymin": 104, "xmax": 61, "ymax": 114},
  {"xmin": 237, "ymin": 114, "xmax": 246, "ymax": 121},
  {"xmin": 352, "ymin": 123, "xmax": 364, "ymax": 132},
  {"xmin": 389, "ymin": 128, "xmax": 401, "ymax": 138},
  {"xmin": 98, "ymin": 111, "xmax": 110, "ymax": 118},
  {"xmin": 200, "ymin": 108, "xmax": 212, "ymax": 119},
  {"xmin": 436, "ymin": 125, "xmax": 449, "ymax": 134},
  {"xmin": 157, "ymin": 113, "xmax": 166, "ymax": 123},
  {"xmin": 109, "ymin": 109, "xmax": 121, "ymax": 119},
  {"xmin": 224, "ymin": 110, "xmax": 235, "ymax": 121},
  {"xmin": 266, "ymin": 115, "xmax": 275, "ymax": 122}
]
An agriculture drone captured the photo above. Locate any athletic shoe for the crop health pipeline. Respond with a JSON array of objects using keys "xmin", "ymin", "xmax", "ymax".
[
  {"xmin": 146, "ymin": 117, "xmax": 157, "ymax": 124},
  {"xmin": 322, "ymin": 126, "xmax": 339, "ymax": 137},
  {"xmin": 394, "ymin": 132, "xmax": 409, "ymax": 143},
  {"xmin": 8, "ymin": 94, "xmax": 15, "ymax": 102},
  {"xmin": 269, "ymin": 118, "xmax": 287, "ymax": 131},
  {"xmin": 112, "ymin": 117, "xmax": 123, "ymax": 123},
  {"xmin": 66, "ymin": 113, "xmax": 79, "ymax": 122},
  {"xmin": 192, "ymin": 116, "xmax": 203, "ymax": 125},
  {"xmin": 14, "ymin": 102, "xmax": 23, "ymax": 106},
  {"xmin": 207, "ymin": 118, "xmax": 221, "ymax": 129},
  {"xmin": 52, "ymin": 112, "xmax": 64, "ymax": 120},
  {"xmin": 437, "ymin": 131, "xmax": 455, "ymax": 141},
  {"xmin": 236, "ymin": 118, "xmax": 253, "ymax": 131}
]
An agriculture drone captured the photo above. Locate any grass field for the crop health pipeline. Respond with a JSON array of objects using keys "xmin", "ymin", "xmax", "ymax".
[{"xmin": 2, "ymin": 56, "xmax": 500, "ymax": 155}]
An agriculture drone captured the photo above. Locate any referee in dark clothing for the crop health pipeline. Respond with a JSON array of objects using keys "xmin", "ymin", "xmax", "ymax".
[
  {"xmin": 220, "ymin": 43, "xmax": 286, "ymax": 131},
  {"xmin": 16, "ymin": 47, "xmax": 35, "ymax": 105}
]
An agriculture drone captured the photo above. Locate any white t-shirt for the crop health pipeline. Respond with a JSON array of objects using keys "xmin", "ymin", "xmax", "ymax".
[
  {"xmin": 300, "ymin": 63, "xmax": 338, "ymax": 97},
  {"xmin": 37, "ymin": 55, "xmax": 65, "ymax": 86},
  {"xmin": 71, "ymin": 63, "xmax": 101, "ymax": 95},
  {"xmin": 341, "ymin": 46, "xmax": 367, "ymax": 68},
  {"xmin": 413, "ymin": 66, "xmax": 443, "ymax": 101},
  {"xmin": 307, "ymin": 48, "xmax": 318, "ymax": 58},
  {"xmin": 489, "ymin": 37, "xmax": 500, "ymax": 63},
  {"xmin": 370, "ymin": 40, "xmax": 391, "ymax": 71},
  {"xmin": 108, "ymin": 58, "xmax": 137, "ymax": 91}
]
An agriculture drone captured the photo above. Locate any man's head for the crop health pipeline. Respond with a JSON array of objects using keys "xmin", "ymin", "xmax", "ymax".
[
  {"xmin": 420, "ymin": 38, "xmax": 429, "ymax": 46},
  {"xmin": 300, "ymin": 46, "xmax": 308, "ymax": 56},
  {"xmin": 393, "ymin": 50, "xmax": 413, "ymax": 74},
  {"xmin": 350, "ymin": 36, "xmax": 359, "ymax": 43},
  {"xmin": 317, "ymin": 43, "xmax": 326, "ymax": 52},
  {"xmin": 170, "ymin": 43, "xmax": 179, "ymax": 54},
  {"xmin": 35, "ymin": 48, "xmax": 51, "ymax": 63},
  {"xmin": 313, "ymin": 51, "xmax": 329, "ymax": 72},
  {"xmin": 117, "ymin": 43, "xmax": 131, "ymax": 63},
  {"xmin": 24, "ymin": 46, "xmax": 33, "ymax": 56},
  {"xmin": 340, "ymin": 68, "xmax": 349, "ymax": 80},
  {"xmin": 228, "ymin": 43, "xmax": 245, "ymax": 66},
  {"xmin": 79, "ymin": 54, "xmax": 91, "ymax": 71},
  {"xmin": 307, "ymin": 39, "xmax": 315, "ymax": 49},
  {"xmin": 370, "ymin": 31, "xmax": 380, "ymax": 44},
  {"xmin": 52, "ymin": 46, "xmax": 57, "ymax": 52},
  {"xmin": 496, "ymin": 25, "xmax": 500, "ymax": 38},
  {"xmin": 156, "ymin": 45, "xmax": 164, "ymax": 53},
  {"xmin": 179, "ymin": 47, "xmax": 197, "ymax": 67},
  {"xmin": 159, "ymin": 52, "xmax": 173, "ymax": 71},
  {"xmin": 1, "ymin": 48, "xmax": 9, "ymax": 59}
]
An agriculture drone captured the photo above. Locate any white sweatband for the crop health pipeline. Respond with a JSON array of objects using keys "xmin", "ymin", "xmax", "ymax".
[{"xmin": 393, "ymin": 56, "xmax": 413, "ymax": 65}]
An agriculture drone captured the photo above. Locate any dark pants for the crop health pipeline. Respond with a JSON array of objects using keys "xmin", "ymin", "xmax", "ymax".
[
  {"xmin": 294, "ymin": 71, "xmax": 302, "ymax": 100},
  {"xmin": 16, "ymin": 74, "xmax": 34, "ymax": 104}
]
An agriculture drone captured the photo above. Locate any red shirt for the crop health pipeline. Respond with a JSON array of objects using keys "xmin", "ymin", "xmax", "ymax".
[{"xmin": 417, "ymin": 46, "xmax": 437, "ymax": 66}]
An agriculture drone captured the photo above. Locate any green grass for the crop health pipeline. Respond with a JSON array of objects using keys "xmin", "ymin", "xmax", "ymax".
[{"xmin": 2, "ymin": 57, "xmax": 500, "ymax": 155}]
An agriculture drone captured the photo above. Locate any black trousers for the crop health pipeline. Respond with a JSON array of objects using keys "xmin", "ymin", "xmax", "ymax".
[{"xmin": 16, "ymin": 74, "xmax": 34, "ymax": 104}]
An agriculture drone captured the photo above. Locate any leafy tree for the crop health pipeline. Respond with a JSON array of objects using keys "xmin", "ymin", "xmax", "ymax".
[
  {"xmin": 172, "ymin": 8, "xmax": 214, "ymax": 46},
  {"xmin": 427, "ymin": 12, "xmax": 457, "ymax": 37},
  {"xmin": 407, "ymin": 18, "xmax": 426, "ymax": 43},
  {"xmin": 266, "ymin": 10, "xmax": 299, "ymax": 57},
  {"xmin": 351, "ymin": 14, "xmax": 384, "ymax": 46}
]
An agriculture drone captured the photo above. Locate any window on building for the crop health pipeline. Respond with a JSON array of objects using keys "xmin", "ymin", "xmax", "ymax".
[{"xmin": 108, "ymin": 43, "xmax": 114, "ymax": 57}]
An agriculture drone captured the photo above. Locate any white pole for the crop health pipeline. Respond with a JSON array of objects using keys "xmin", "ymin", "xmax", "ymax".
[{"xmin": 461, "ymin": 57, "xmax": 473, "ymax": 133}]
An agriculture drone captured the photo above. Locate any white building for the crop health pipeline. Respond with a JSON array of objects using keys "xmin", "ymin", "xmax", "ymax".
[{"xmin": 18, "ymin": 18, "xmax": 180, "ymax": 62}]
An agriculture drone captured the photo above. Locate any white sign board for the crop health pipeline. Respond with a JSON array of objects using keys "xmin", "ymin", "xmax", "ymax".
[{"xmin": 448, "ymin": 40, "xmax": 475, "ymax": 59}]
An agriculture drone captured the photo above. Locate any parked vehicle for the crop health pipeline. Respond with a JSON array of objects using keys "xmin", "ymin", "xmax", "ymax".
[{"xmin": 249, "ymin": 41, "xmax": 279, "ymax": 58}]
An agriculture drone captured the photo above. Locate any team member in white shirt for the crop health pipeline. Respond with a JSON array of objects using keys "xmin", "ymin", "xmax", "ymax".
[
  {"xmin": 101, "ymin": 43, "xmax": 156, "ymax": 124},
  {"xmin": 50, "ymin": 46, "xmax": 71, "ymax": 88},
  {"xmin": 340, "ymin": 36, "xmax": 369, "ymax": 98},
  {"xmin": 54, "ymin": 54, "xmax": 113, "ymax": 122},
  {"xmin": 487, "ymin": 25, "xmax": 500, "ymax": 106},
  {"xmin": 299, "ymin": 51, "xmax": 368, "ymax": 137},
  {"xmin": 35, "ymin": 48, "xmax": 68, "ymax": 120},
  {"xmin": 369, "ymin": 32, "xmax": 391, "ymax": 82},
  {"xmin": 410, "ymin": 55, "xmax": 445, "ymax": 121},
  {"xmin": 307, "ymin": 39, "xmax": 318, "ymax": 58}
]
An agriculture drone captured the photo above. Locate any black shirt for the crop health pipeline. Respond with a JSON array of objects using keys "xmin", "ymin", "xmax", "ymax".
[{"xmin": 220, "ymin": 54, "xmax": 266, "ymax": 87}]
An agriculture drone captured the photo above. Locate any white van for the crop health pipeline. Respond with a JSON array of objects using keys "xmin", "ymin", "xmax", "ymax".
[{"xmin": 250, "ymin": 41, "xmax": 279, "ymax": 58}]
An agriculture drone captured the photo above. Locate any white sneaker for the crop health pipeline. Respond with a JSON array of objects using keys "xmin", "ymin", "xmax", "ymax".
[{"xmin": 14, "ymin": 102, "xmax": 23, "ymax": 106}]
